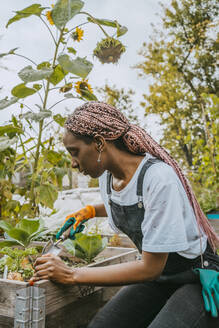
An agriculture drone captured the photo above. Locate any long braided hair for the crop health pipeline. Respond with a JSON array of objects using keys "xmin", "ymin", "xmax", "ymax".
[{"xmin": 65, "ymin": 101, "xmax": 219, "ymax": 251}]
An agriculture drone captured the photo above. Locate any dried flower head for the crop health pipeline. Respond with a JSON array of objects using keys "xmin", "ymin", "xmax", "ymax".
[{"xmin": 93, "ymin": 37, "xmax": 126, "ymax": 64}]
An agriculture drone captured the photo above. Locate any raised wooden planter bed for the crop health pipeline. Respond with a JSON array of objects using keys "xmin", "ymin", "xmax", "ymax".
[{"xmin": 0, "ymin": 247, "xmax": 138, "ymax": 328}]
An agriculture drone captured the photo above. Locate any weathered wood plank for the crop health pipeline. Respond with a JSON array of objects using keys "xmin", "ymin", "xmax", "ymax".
[
  {"xmin": 0, "ymin": 247, "xmax": 137, "ymax": 320},
  {"xmin": 0, "ymin": 280, "xmax": 28, "ymax": 317}
]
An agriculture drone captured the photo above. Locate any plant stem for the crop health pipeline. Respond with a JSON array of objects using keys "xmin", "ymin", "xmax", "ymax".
[
  {"xmin": 79, "ymin": 12, "xmax": 109, "ymax": 38},
  {"xmin": 29, "ymin": 28, "xmax": 65, "ymax": 208},
  {"xmin": 13, "ymin": 54, "xmax": 37, "ymax": 66},
  {"xmin": 39, "ymin": 16, "xmax": 57, "ymax": 46}
]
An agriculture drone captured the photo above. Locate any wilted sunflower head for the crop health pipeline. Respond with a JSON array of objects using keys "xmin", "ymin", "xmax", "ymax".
[
  {"xmin": 93, "ymin": 37, "xmax": 126, "ymax": 64},
  {"xmin": 72, "ymin": 27, "xmax": 84, "ymax": 42}
]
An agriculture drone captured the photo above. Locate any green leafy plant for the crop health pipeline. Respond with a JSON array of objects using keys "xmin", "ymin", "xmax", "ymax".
[
  {"xmin": 63, "ymin": 233, "xmax": 108, "ymax": 263},
  {"xmin": 0, "ymin": 247, "xmax": 38, "ymax": 280},
  {"xmin": 0, "ymin": 218, "xmax": 45, "ymax": 248}
]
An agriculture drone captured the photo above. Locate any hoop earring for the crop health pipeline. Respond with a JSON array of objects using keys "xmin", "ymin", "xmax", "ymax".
[{"xmin": 97, "ymin": 150, "xmax": 102, "ymax": 163}]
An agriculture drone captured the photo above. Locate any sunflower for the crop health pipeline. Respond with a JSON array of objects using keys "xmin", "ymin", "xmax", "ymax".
[
  {"xmin": 93, "ymin": 37, "xmax": 126, "ymax": 64},
  {"xmin": 75, "ymin": 79, "xmax": 93, "ymax": 96},
  {"xmin": 72, "ymin": 27, "xmax": 84, "ymax": 42},
  {"xmin": 46, "ymin": 11, "xmax": 54, "ymax": 25}
]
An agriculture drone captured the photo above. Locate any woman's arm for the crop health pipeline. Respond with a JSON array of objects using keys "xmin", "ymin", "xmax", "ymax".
[
  {"xmin": 94, "ymin": 203, "xmax": 107, "ymax": 217},
  {"xmin": 33, "ymin": 251, "xmax": 168, "ymax": 285}
]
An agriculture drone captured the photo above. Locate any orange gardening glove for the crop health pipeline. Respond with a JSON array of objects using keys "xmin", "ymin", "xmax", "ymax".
[{"xmin": 64, "ymin": 205, "xmax": 96, "ymax": 230}]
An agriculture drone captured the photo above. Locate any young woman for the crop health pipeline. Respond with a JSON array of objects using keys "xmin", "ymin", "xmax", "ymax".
[{"xmin": 33, "ymin": 101, "xmax": 219, "ymax": 327}]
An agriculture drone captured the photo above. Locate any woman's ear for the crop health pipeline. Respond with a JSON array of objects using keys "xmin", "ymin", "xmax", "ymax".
[{"xmin": 93, "ymin": 135, "xmax": 105, "ymax": 151}]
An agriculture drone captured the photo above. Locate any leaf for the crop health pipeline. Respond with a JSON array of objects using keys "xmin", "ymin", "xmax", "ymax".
[
  {"xmin": 37, "ymin": 61, "xmax": 51, "ymax": 69},
  {"xmin": 0, "ymin": 47, "xmax": 18, "ymax": 58},
  {"xmin": 33, "ymin": 84, "xmax": 42, "ymax": 91},
  {"xmin": 35, "ymin": 183, "xmax": 58, "ymax": 209},
  {"xmin": 53, "ymin": 114, "xmax": 66, "ymax": 127},
  {"xmin": 0, "ymin": 96, "xmax": 18, "ymax": 110},
  {"xmin": 64, "ymin": 93, "xmax": 75, "ymax": 98},
  {"xmin": 6, "ymin": 4, "xmax": 46, "ymax": 28},
  {"xmin": 45, "ymin": 150, "xmax": 63, "ymax": 165},
  {"xmin": 87, "ymin": 17, "xmax": 118, "ymax": 28},
  {"xmin": 80, "ymin": 89, "xmax": 98, "ymax": 101},
  {"xmin": 7, "ymin": 228, "xmax": 30, "ymax": 247},
  {"xmin": 58, "ymin": 55, "xmax": 93, "ymax": 78},
  {"xmin": 18, "ymin": 65, "xmax": 53, "ymax": 83},
  {"xmin": 117, "ymin": 25, "xmax": 128, "ymax": 37},
  {"xmin": 0, "ymin": 221, "xmax": 13, "ymax": 233},
  {"xmin": 48, "ymin": 65, "xmax": 68, "ymax": 86},
  {"xmin": 16, "ymin": 218, "xmax": 40, "ymax": 236},
  {"xmin": 0, "ymin": 136, "xmax": 17, "ymax": 151},
  {"xmin": 63, "ymin": 234, "xmax": 107, "ymax": 263},
  {"xmin": 22, "ymin": 110, "xmax": 52, "ymax": 122},
  {"xmin": 0, "ymin": 240, "xmax": 21, "ymax": 248},
  {"xmin": 11, "ymin": 83, "xmax": 38, "ymax": 98},
  {"xmin": 52, "ymin": 0, "xmax": 84, "ymax": 30},
  {"xmin": 67, "ymin": 47, "xmax": 77, "ymax": 55},
  {"xmin": 0, "ymin": 124, "xmax": 23, "ymax": 136},
  {"xmin": 53, "ymin": 167, "xmax": 67, "ymax": 188}
]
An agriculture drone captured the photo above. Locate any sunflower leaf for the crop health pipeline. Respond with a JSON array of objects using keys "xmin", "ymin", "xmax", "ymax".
[
  {"xmin": 87, "ymin": 17, "xmax": 118, "ymax": 28},
  {"xmin": 0, "ymin": 47, "xmax": 18, "ymax": 58},
  {"xmin": 48, "ymin": 65, "xmax": 68, "ymax": 86},
  {"xmin": 35, "ymin": 183, "xmax": 58, "ymax": 209},
  {"xmin": 6, "ymin": 4, "xmax": 46, "ymax": 28},
  {"xmin": 22, "ymin": 110, "xmax": 52, "ymax": 122},
  {"xmin": 18, "ymin": 65, "xmax": 53, "ymax": 83},
  {"xmin": 11, "ymin": 83, "xmax": 38, "ymax": 98},
  {"xmin": 53, "ymin": 114, "xmax": 66, "ymax": 127},
  {"xmin": 52, "ymin": 0, "xmax": 84, "ymax": 30},
  {"xmin": 0, "ymin": 125, "xmax": 23, "ymax": 136},
  {"xmin": 0, "ymin": 136, "xmax": 17, "ymax": 152},
  {"xmin": 58, "ymin": 54, "xmax": 93, "ymax": 78},
  {"xmin": 0, "ymin": 97, "xmax": 18, "ymax": 110}
]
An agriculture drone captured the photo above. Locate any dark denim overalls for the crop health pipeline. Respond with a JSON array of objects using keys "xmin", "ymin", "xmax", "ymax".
[
  {"xmin": 88, "ymin": 158, "xmax": 219, "ymax": 328},
  {"xmin": 106, "ymin": 158, "xmax": 219, "ymax": 276}
]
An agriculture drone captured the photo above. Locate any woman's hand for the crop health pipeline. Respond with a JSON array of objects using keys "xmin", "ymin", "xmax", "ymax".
[{"xmin": 32, "ymin": 254, "xmax": 75, "ymax": 284}]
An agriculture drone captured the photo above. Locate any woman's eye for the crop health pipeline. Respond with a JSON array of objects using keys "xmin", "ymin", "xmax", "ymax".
[{"xmin": 71, "ymin": 150, "xmax": 78, "ymax": 157}]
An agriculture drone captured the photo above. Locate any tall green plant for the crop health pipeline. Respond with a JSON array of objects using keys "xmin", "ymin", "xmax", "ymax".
[{"xmin": 0, "ymin": 0, "xmax": 128, "ymax": 219}]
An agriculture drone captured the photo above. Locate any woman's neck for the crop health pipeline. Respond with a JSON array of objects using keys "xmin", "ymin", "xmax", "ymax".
[{"xmin": 106, "ymin": 149, "xmax": 144, "ymax": 191}]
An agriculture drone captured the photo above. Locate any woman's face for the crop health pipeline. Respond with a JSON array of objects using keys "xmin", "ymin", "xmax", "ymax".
[{"xmin": 63, "ymin": 131, "xmax": 104, "ymax": 178}]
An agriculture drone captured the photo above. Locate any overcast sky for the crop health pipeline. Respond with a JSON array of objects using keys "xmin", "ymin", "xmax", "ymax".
[{"xmin": 0, "ymin": 0, "xmax": 171, "ymax": 138}]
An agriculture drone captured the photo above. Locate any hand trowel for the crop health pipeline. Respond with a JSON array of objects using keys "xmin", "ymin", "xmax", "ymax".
[{"xmin": 42, "ymin": 235, "xmax": 66, "ymax": 256}]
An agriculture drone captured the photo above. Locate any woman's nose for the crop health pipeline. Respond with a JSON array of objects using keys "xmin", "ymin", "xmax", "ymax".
[{"xmin": 71, "ymin": 159, "xmax": 78, "ymax": 169}]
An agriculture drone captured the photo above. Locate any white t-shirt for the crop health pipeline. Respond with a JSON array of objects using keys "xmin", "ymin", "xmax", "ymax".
[{"xmin": 99, "ymin": 154, "xmax": 207, "ymax": 259}]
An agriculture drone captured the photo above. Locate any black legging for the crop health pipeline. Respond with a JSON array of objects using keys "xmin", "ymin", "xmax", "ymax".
[{"xmin": 88, "ymin": 281, "xmax": 218, "ymax": 328}]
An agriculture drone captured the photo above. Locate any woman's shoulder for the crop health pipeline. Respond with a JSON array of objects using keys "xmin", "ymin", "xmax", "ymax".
[{"xmin": 145, "ymin": 160, "xmax": 179, "ymax": 186}]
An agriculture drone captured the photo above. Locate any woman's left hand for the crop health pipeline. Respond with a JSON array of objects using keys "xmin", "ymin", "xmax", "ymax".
[{"xmin": 33, "ymin": 254, "xmax": 75, "ymax": 284}]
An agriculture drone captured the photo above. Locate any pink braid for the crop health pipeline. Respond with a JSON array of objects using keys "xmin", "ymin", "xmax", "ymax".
[{"xmin": 65, "ymin": 101, "xmax": 219, "ymax": 251}]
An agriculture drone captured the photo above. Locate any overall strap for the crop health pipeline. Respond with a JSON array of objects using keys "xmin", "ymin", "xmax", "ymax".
[
  {"xmin": 106, "ymin": 171, "xmax": 112, "ymax": 204},
  {"xmin": 136, "ymin": 158, "xmax": 162, "ymax": 208},
  {"xmin": 106, "ymin": 157, "xmax": 162, "ymax": 206}
]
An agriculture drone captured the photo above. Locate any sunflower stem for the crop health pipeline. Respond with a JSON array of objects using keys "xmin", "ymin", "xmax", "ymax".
[{"xmin": 79, "ymin": 12, "xmax": 110, "ymax": 38}]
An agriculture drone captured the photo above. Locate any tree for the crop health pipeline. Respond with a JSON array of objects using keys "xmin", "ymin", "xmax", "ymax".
[
  {"xmin": 136, "ymin": 0, "xmax": 218, "ymax": 210},
  {"xmin": 97, "ymin": 84, "xmax": 140, "ymax": 125}
]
